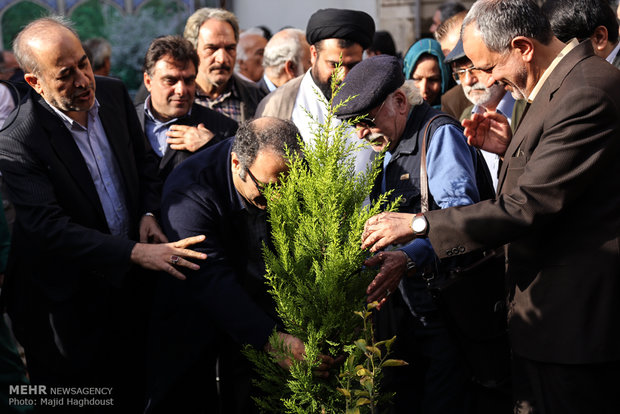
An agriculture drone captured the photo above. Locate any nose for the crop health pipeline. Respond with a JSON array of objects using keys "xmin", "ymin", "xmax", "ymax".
[
  {"xmin": 174, "ymin": 80, "xmax": 186, "ymax": 96},
  {"xmin": 213, "ymin": 47, "xmax": 226, "ymax": 63},
  {"xmin": 356, "ymin": 126, "xmax": 369, "ymax": 140},
  {"xmin": 484, "ymin": 74, "xmax": 496, "ymax": 88},
  {"xmin": 462, "ymin": 70, "xmax": 477, "ymax": 86},
  {"xmin": 74, "ymin": 69, "xmax": 90, "ymax": 88}
]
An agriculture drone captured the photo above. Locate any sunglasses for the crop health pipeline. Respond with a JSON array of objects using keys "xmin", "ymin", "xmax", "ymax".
[{"xmin": 353, "ymin": 101, "xmax": 386, "ymax": 129}]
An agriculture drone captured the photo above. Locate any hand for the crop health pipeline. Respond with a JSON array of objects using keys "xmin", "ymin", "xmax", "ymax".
[
  {"xmin": 364, "ymin": 251, "xmax": 409, "ymax": 309},
  {"xmin": 462, "ymin": 111, "xmax": 512, "ymax": 157},
  {"xmin": 130, "ymin": 234, "xmax": 207, "ymax": 280},
  {"xmin": 166, "ymin": 123, "xmax": 215, "ymax": 153},
  {"xmin": 139, "ymin": 214, "xmax": 168, "ymax": 243},
  {"xmin": 361, "ymin": 212, "xmax": 415, "ymax": 252},
  {"xmin": 265, "ymin": 332, "xmax": 338, "ymax": 379}
]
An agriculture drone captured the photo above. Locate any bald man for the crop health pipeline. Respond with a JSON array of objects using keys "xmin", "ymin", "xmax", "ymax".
[{"xmin": 0, "ymin": 16, "xmax": 204, "ymax": 410}]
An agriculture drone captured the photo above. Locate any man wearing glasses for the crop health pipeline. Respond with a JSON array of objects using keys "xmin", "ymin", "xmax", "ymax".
[
  {"xmin": 146, "ymin": 117, "xmax": 330, "ymax": 413},
  {"xmin": 445, "ymin": 38, "xmax": 526, "ymax": 190},
  {"xmin": 335, "ymin": 55, "xmax": 497, "ymax": 413}
]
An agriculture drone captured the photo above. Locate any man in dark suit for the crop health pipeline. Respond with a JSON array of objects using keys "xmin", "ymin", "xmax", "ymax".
[
  {"xmin": 0, "ymin": 17, "xmax": 206, "ymax": 411},
  {"xmin": 360, "ymin": 1, "xmax": 620, "ymax": 413},
  {"xmin": 135, "ymin": 35, "xmax": 238, "ymax": 181},
  {"xmin": 145, "ymin": 117, "xmax": 324, "ymax": 413}
]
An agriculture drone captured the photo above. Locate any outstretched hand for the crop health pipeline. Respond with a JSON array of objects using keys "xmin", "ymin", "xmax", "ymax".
[
  {"xmin": 266, "ymin": 332, "xmax": 340, "ymax": 378},
  {"xmin": 130, "ymin": 234, "xmax": 207, "ymax": 280},
  {"xmin": 361, "ymin": 212, "xmax": 415, "ymax": 252},
  {"xmin": 364, "ymin": 251, "xmax": 409, "ymax": 309},
  {"xmin": 167, "ymin": 123, "xmax": 215, "ymax": 153},
  {"xmin": 462, "ymin": 111, "xmax": 512, "ymax": 157}
]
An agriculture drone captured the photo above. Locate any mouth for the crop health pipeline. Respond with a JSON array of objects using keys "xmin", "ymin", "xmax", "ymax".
[
  {"xmin": 74, "ymin": 86, "xmax": 94, "ymax": 101},
  {"xmin": 210, "ymin": 65, "xmax": 231, "ymax": 73}
]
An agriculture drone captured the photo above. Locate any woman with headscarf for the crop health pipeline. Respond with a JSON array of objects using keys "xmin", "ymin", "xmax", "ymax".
[{"xmin": 403, "ymin": 38, "xmax": 452, "ymax": 108}]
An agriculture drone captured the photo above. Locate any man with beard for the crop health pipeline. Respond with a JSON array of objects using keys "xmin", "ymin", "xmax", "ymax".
[
  {"xmin": 446, "ymin": 38, "xmax": 526, "ymax": 190},
  {"xmin": 255, "ymin": 8, "xmax": 376, "ymax": 173},
  {"xmin": 361, "ymin": 1, "xmax": 620, "ymax": 411},
  {"xmin": 0, "ymin": 16, "xmax": 205, "ymax": 411},
  {"xmin": 183, "ymin": 8, "xmax": 265, "ymax": 122}
]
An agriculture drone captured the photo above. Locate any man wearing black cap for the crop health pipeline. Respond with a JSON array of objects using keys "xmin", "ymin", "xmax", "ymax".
[
  {"xmin": 336, "ymin": 54, "xmax": 495, "ymax": 414},
  {"xmin": 256, "ymin": 8, "xmax": 376, "ymax": 173}
]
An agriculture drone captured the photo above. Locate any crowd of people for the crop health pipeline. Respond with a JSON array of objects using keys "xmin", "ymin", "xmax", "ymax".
[{"xmin": 0, "ymin": 0, "xmax": 619, "ymax": 413}]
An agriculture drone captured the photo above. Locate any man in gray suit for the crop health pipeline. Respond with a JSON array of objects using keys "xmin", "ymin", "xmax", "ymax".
[{"xmin": 361, "ymin": 1, "xmax": 620, "ymax": 412}]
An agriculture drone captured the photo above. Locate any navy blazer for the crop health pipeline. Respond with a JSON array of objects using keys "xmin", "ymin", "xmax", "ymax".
[
  {"xmin": 147, "ymin": 138, "xmax": 277, "ymax": 402},
  {"xmin": 135, "ymin": 100, "xmax": 238, "ymax": 180}
]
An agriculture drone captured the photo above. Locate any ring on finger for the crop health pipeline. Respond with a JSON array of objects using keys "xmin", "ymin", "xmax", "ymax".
[{"xmin": 170, "ymin": 255, "xmax": 180, "ymax": 265}]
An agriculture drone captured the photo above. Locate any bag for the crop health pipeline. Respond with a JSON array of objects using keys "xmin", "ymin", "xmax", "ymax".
[{"xmin": 420, "ymin": 116, "xmax": 511, "ymax": 387}]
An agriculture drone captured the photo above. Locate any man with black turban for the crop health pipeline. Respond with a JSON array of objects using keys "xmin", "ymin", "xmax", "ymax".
[{"xmin": 256, "ymin": 8, "xmax": 376, "ymax": 173}]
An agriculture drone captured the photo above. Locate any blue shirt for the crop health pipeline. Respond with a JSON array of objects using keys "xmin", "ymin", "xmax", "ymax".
[
  {"xmin": 143, "ymin": 96, "xmax": 187, "ymax": 157},
  {"xmin": 51, "ymin": 100, "xmax": 130, "ymax": 237},
  {"xmin": 399, "ymin": 124, "xmax": 479, "ymax": 268}
]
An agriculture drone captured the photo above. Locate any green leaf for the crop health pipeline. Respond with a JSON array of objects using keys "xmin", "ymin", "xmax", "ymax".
[
  {"xmin": 356, "ymin": 397, "xmax": 372, "ymax": 406},
  {"xmin": 354, "ymin": 339, "xmax": 367, "ymax": 352},
  {"xmin": 365, "ymin": 346, "xmax": 382, "ymax": 357},
  {"xmin": 337, "ymin": 387, "xmax": 351, "ymax": 398},
  {"xmin": 382, "ymin": 359, "xmax": 409, "ymax": 367}
]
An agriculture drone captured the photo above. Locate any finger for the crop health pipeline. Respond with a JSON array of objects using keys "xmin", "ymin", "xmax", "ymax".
[
  {"xmin": 171, "ymin": 256, "xmax": 200, "ymax": 270},
  {"xmin": 173, "ymin": 247, "xmax": 207, "ymax": 261},
  {"xmin": 168, "ymin": 124, "xmax": 190, "ymax": 132},
  {"xmin": 173, "ymin": 234, "xmax": 206, "ymax": 248},
  {"xmin": 163, "ymin": 264, "xmax": 187, "ymax": 281},
  {"xmin": 363, "ymin": 254, "xmax": 384, "ymax": 267}
]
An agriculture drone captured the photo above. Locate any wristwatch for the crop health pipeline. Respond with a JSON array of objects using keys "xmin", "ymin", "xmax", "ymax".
[{"xmin": 410, "ymin": 213, "xmax": 428, "ymax": 237}]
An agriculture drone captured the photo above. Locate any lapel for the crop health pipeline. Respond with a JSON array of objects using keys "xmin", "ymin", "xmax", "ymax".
[
  {"xmin": 497, "ymin": 41, "xmax": 594, "ymax": 193},
  {"xmin": 38, "ymin": 95, "xmax": 105, "ymax": 216}
]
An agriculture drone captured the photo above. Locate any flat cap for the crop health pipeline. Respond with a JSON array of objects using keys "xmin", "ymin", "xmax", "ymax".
[
  {"xmin": 444, "ymin": 38, "xmax": 466, "ymax": 63},
  {"xmin": 306, "ymin": 8, "xmax": 375, "ymax": 49},
  {"xmin": 335, "ymin": 55, "xmax": 404, "ymax": 120}
]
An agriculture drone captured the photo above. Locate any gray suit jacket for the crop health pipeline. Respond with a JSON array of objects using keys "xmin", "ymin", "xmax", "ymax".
[{"xmin": 425, "ymin": 41, "xmax": 620, "ymax": 364}]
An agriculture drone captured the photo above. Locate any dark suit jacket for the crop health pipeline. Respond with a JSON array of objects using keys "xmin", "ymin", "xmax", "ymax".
[
  {"xmin": 146, "ymin": 138, "xmax": 277, "ymax": 405},
  {"xmin": 135, "ymin": 100, "xmax": 238, "ymax": 180},
  {"xmin": 0, "ymin": 77, "xmax": 161, "ymax": 373},
  {"xmin": 425, "ymin": 41, "xmax": 620, "ymax": 364}
]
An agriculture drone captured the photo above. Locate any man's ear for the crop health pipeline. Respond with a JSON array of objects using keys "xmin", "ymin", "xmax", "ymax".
[
  {"xmin": 310, "ymin": 44, "xmax": 318, "ymax": 66},
  {"xmin": 392, "ymin": 90, "xmax": 408, "ymax": 115},
  {"xmin": 144, "ymin": 72, "xmax": 152, "ymax": 92},
  {"xmin": 283, "ymin": 60, "xmax": 297, "ymax": 78},
  {"xmin": 230, "ymin": 151, "xmax": 242, "ymax": 175},
  {"xmin": 24, "ymin": 72, "xmax": 43, "ymax": 96},
  {"xmin": 590, "ymin": 26, "xmax": 609, "ymax": 52},
  {"xmin": 511, "ymin": 36, "xmax": 535, "ymax": 63}
]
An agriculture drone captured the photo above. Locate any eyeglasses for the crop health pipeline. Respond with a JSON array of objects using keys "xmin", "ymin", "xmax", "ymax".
[
  {"xmin": 353, "ymin": 100, "xmax": 386, "ymax": 129},
  {"xmin": 452, "ymin": 65, "xmax": 485, "ymax": 82},
  {"xmin": 245, "ymin": 168, "xmax": 267, "ymax": 194}
]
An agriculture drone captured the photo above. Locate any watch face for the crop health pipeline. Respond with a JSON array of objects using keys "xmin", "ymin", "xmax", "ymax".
[{"xmin": 412, "ymin": 217, "xmax": 427, "ymax": 233}]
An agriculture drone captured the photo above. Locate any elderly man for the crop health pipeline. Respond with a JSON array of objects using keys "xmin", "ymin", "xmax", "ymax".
[
  {"xmin": 183, "ymin": 8, "xmax": 265, "ymax": 122},
  {"xmin": 235, "ymin": 28, "xmax": 268, "ymax": 83},
  {"xmin": 445, "ymin": 38, "xmax": 525, "ymax": 190},
  {"xmin": 82, "ymin": 37, "xmax": 112, "ymax": 76},
  {"xmin": 361, "ymin": 1, "xmax": 620, "ymax": 412},
  {"xmin": 136, "ymin": 35, "xmax": 238, "ymax": 181},
  {"xmin": 146, "ymin": 117, "xmax": 324, "ymax": 413},
  {"xmin": 257, "ymin": 28, "xmax": 311, "ymax": 94},
  {"xmin": 0, "ymin": 17, "xmax": 205, "ymax": 410},
  {"xmin": 256, "ymin": 8, "xmax": 376, "ymax": 173},
  {"xmin": 336, "ymin": 54, "xmax": 499, "ymax": 414}
]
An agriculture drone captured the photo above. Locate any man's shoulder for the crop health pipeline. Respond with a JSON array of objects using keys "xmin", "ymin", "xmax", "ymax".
[
  {"xmin": 255, "ymin": 75, "xmax": 303, "ymax": 118},
  {"xmin": 190, "ymin": 103, "xmax": 238, "ymax": 129},
  {"xmin": 232, "ymin": 73, "xmax": 266, "ymax": 101}
]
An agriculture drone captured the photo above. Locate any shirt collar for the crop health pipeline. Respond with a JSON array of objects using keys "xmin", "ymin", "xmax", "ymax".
[
  {"xmin": 528, "ymin": 38, "xmax": 578, "ymax": 102},
  {"xmin": 606, "ymin": 41, "xmax": 620, "ymax": 64},
  {"xmin": 143, "ymin": 95, "xmax": 192, "ymax": 126},
  {"xmin": 50, "ymin": 99, "xmax": 99, "ymax": 130},
  {"xmin": 263, "ymin": 75, "xmax": 277, "ymax": 92},
  {"xmin": 196, "ymin": 76, "xmax": 238, "ymax": 101}
]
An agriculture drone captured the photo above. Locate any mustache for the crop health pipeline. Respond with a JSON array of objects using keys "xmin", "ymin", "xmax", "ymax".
[
  {"xmin": 363, "ymin": 132, "xmax": 385, "ymax": 143},
  {"xmin": 72, "ymin": 84, "xmax": 94, "ymax": 98},
  {"xmin": 210, "ymin": 64, "xmax": 231, "ymax": 71}
]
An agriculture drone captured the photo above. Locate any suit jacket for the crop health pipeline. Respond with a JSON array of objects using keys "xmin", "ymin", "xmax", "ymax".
[
  {"xmin": 0, "ymin": 77, "xmax": 162, "ymax": 371},
  {"xmin": 425, "ymin": 41, "xmax": 620, "ymax": 364},
  {"xmin": 256, "ymin": 76, "xmax": 271, "ymax": 95},
  {"xmin": 146, "ymin": 138, "xmax": 278, "ymax": 406},
  {"xmin": 441, "ymin": 84, "xmax": 472, "ymax": 120},
  {"xmin": 135, "ymin": 100, "xmax": 238, "ymax": 180},
  {"xmin": 255, "ymin": 75, "xmax": 304, "ymax": 118}
]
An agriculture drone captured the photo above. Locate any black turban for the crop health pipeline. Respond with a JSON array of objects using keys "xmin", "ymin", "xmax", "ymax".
[{"xmin": 306, "ymin": 8, "xmax": 375, "ymax": 49}]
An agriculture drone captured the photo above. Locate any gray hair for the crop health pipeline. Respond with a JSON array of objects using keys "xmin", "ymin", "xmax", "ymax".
[
  {"xmin": 399, "ymin": 80, "xmax": 424, "ymax": 106},
  {"xmin": 82, "ymin": 37, "xmax": 111, "ymax": 71},
  {"xmin": 184, "ymin": 8, "xmax": 239, "ymax": 49},
  {"xmin": 232, "ymin": 117, "xmax": 301, "ymax": 179},
  {"xmin": 263, "ymin": 28, "xmax": 306, "ymax": 78},
  {"xmin": 236, "ymin": 28, "xmax": 266, "ymax": 61},
  {"xmin": 462, "ymin": 0, "xmax": 553, "ymax": 54},
  {"xmin": 13, "ymin": 15, "xmax": 78, "ymax": 74}
]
